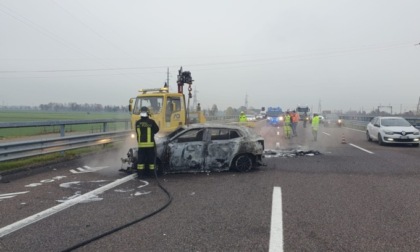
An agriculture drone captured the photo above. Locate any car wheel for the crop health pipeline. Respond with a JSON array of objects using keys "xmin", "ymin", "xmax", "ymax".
[
  {"xmin": 378, "ymin": 133, "xmax": 385, "ymax": 146},
  {"xmin": 232, "ymin": 154, "xmax": 253, "ymax": 172},
  {"xmin": 366, "ymin": 131, "xmax": 372, "ymax": 142},
  {"xmin": 127, "ymin": 148, "xmax": 138, "ymax": 170}
]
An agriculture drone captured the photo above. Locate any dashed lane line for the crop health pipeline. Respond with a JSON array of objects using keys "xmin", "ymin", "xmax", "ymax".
[
  {"xmin": 269, "ymin": 187, "xmax": 284, "ymax": 252},
  {"xmin": 349, "ymin": 143, "xmax": 374, "ymax": 154}
]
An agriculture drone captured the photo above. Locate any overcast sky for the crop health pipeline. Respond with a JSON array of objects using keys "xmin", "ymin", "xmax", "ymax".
[{"xmin": 1, "ymin": 0, "xmax": 419, "ymax": 113}]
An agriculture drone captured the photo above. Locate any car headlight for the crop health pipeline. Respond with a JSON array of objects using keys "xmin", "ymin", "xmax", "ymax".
[
  {"xmin": 338, "ymin": 119, "xmax": 342, "ymax": 123},
  {"xmin": 279, "ymin": 116, "xmax": 284, "ymax": 121},
  {"xmin": 414, "ymin": 131, "xmax": 420, "ymax": 135},
  {"xmin": 267, "ymin": 117, "xmax": 272, "ymax": 120},
  {"xmin": 384, "ymin": 131, "xmax": 394, "ymax": 135}
]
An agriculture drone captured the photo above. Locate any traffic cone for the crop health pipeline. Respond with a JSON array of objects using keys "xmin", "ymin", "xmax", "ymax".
[{"xmin": 341, "ymin": 133, "xmax": 347, "ymax": 144}]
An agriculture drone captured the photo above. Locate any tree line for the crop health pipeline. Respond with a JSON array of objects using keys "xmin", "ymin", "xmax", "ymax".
[{"xmin": 0, "ymin": 102, "xmax": 128, "ymax": 113}]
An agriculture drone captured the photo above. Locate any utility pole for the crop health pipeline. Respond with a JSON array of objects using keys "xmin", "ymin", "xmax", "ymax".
[
  {"xmin": 417, "ymin": 96, "xmax": 420, "ymax": 115},
  {"xmin": 192, "ymin": 88, "xmax": 198, "ymax": 110},
  {"xmin": 318, "ymin": 99, "xmax": 322, "ymax": 113},
  {"xmin": 245, "ymin": 93, "xmax": 248, "ymax": 110},
  {"xmin": 166, "ymin": 68, "xmax": 170, "ymax": 90}
]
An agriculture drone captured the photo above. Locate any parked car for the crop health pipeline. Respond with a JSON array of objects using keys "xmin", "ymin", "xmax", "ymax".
[
  {"xmin": 122, "ymin": 124, "xmax": 265, "ymax": 173},
  {"xmin": 366, "ymin": 116, "xmax": 420, "ymax": 147},
  {"xmin": 256, "ymin": 113, "xmax": 266, "ymax": 120},
  {"xmin": 323, "ymin": 114, "xmax": 343, "ymax": 127}
]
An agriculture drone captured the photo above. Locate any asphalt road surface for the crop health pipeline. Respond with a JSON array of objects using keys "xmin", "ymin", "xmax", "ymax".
[{"xmin": 1, "ymin": 121, "xmax": 419, "ymax": 251}]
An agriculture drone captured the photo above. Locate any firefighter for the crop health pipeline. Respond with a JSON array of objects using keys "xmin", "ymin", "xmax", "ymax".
[
  {"xmin": 311, "ymin": 113, "xmax": 320, "ymax": 141},
  {"xmin": 136, "ymin": 106, "xmax": 159, "ymax": 177},
  {"xmin": 283, "ymin": 110, "xmax": 292, "ymax": 139},
  {"xmin": 239, "ymin": 111, "xmax": 247, "ymax": 123}
]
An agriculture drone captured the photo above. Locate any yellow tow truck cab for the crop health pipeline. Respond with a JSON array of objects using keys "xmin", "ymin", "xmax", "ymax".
[{"xmin": 128, "ymin": 87, "xmax": 206, "ymax": 134}]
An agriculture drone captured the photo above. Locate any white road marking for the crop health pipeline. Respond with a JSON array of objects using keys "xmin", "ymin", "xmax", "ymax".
[
  {"xmin": 269, "ymin": 187, "xmax": 284, "ymax": 252},
  {"xmin": 70, "ymin": 165, "xmax": 109, "ymax": 174},
  {"xmin": 0, "ymin": 174, "xmax": 136, "ymax": 238},
  {"xmin": 345, "ymin": 127, "xmax": 365, "ymax": 133},
  {"xmin": 24, "ymin": 183, "xmax": 42, "ymax": 187},
  {"xmin": 349, "ymin": 143, "xmax": 374, "ymax": 154},
  {"xmin": 0, "ymin": 191, "xmax": 29, "ymax": 200},
  {"xmin": 322, "ymin": 132, "xmax": 331, "ymax": 136}
]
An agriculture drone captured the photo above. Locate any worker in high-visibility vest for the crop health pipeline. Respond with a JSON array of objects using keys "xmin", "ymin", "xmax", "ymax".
[
  {"xmin": 136, "ymin": 106, "xmax": 159, "ymax": 177},
  {"xmin": 291, "ymin": 110, "xmax": 300, "ymax": 136},
  {"xmin": 283, "ymin": 111, "xmax": 292, "ymax": 139},
  {"xmin": 311, "ymin": 113, "xmax": 320, "ymax": 141},
  {"xmin": 239, "ymin": 111, "xmax": 247, "ymax": 123}
]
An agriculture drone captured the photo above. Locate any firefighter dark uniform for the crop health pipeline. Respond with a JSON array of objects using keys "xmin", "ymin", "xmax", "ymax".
[{"xmin": 136, "ymin": 106, "xmax": 159, "ymax": 177}]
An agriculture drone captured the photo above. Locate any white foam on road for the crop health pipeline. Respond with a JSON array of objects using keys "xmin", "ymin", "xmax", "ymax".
[
  {"xmin": 269, "ymin": 186, "xmax": 284, "ymax": 252},
  {"xmin": 0, "ymin": 174, "xmax": 137, "ymax": 238}
]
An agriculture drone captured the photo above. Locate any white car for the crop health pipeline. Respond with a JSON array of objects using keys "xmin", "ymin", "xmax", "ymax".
[
  {"xmin": 246, "ymin": 114, "xmax": 257, "ymax": 122},
  {"xmin": 366, "ymin": 116, "xmax": 420, "ymax": 147}
]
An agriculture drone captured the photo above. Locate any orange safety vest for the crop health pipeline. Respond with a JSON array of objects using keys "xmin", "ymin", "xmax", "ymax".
[{"xmin": 291, "ymin": 113, "xmax": 300, "ymax": 123}]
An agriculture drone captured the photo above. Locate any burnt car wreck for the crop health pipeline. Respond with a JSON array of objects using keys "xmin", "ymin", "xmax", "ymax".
[{"xmin": 121, "ymin": 124, "xmax": 265, "ymax": 173}]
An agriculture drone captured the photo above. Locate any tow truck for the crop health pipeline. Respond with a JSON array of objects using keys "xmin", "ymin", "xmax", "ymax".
[
  {"xmin": 121, "ymin": 67, "xmax": 206, "ymax": 171},
  {"xmin": 127, "ymin": 67, "xmax": 206, "ymax": 136}
]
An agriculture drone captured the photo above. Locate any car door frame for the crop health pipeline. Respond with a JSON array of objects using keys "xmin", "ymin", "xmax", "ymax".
[
  {"xmin": 369, "ymin": 117, "xmax": 380, "ymax": 141},
  {"xmin": 166, "ymin": 128, "xmax": 208, "ymax": 172},
  {"xmin": 205, "ymin": 128, "xmax": 241, "ymax": 171}
]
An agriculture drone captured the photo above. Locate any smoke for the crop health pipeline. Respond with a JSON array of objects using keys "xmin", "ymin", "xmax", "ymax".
[
  {"xmin": 79, "ymin": 138, "xmax": 137, "ymax": 175},
  {"xmin": 254, "ymin": 123, "xmax": 329, "ymax": 154}
]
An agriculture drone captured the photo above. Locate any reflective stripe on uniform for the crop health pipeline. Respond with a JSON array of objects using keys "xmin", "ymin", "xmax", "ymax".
[
  {"xmin": 137, "ymin": 125, "xmax": 155, "ymax": 147},
  {"xmin": 137, "ymin": 164, "xmax": 144, "ymax": 170}
]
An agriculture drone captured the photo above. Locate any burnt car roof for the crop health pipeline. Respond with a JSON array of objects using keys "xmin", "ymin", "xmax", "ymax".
[
  {"xmin": 183, "ymin": 123, "xmax": 258, "ymax": 134},
  {"xmin": 160, "ymin": 123, "xmax": 261, "ymax": 140}
]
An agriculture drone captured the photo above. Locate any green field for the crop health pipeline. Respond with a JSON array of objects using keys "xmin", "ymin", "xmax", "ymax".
[{"xmin": 0, "ymin": 110, "xmax": 130, "ymax": 139}]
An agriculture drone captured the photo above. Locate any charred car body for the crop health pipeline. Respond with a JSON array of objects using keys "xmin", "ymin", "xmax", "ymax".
[{"xmin": 122, "ymin": 124, "xmax": 265, "ymax": 173}]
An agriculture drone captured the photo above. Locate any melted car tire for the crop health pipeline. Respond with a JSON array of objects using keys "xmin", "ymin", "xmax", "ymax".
[
  {"xmin": 232, "ymin": 154, "xmax": 253, "ymax": 172},
  {"xmin": 128, "ymin": 148, "xmax": 137, "ymax": 170}
]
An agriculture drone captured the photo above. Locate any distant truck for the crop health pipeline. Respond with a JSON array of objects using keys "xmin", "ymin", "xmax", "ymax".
[
  {"xmin": 266, "ymin": 107, "xmax": 283, "ymax": 126},
  {"xmin": 322, "ymin": 110, "xmax": 332, "ymax": 116},
  {"xmin": 296, "ymin": 105, "xmax": 310, "ymax": 121}
]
